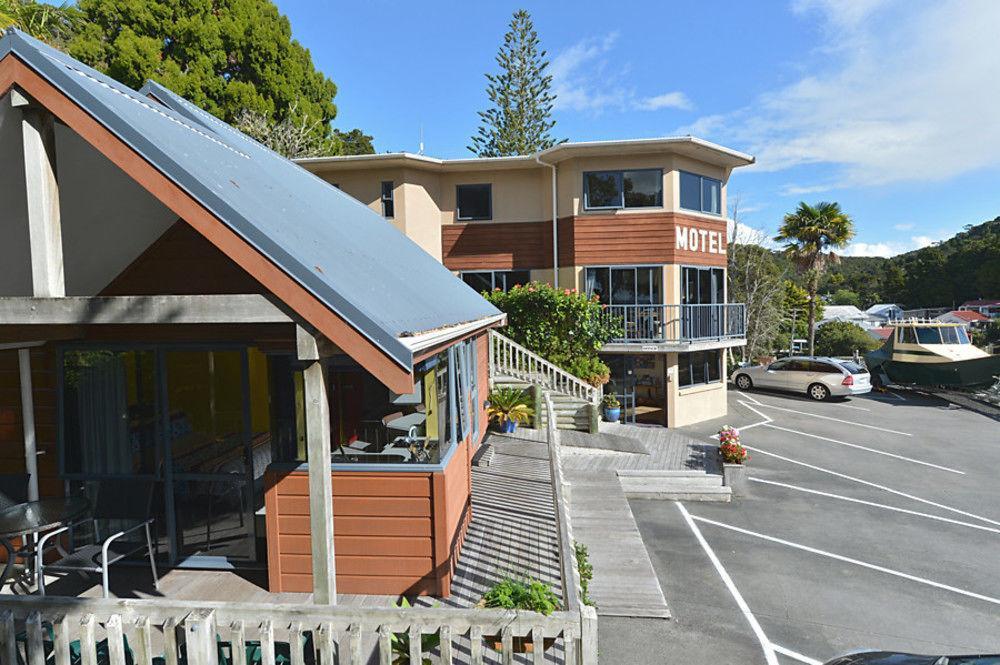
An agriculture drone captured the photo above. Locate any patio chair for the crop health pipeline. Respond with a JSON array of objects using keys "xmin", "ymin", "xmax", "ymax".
[
  {"xmin": 0, "ymin": 472, "xmax": 30, "ymax": 510},
  {"xmin": 37, "ymin": 479, "xmax": 159, "ymax": 598}
]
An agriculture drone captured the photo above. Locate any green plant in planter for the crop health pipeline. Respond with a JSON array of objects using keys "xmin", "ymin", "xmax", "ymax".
[
  {"xmin": 487, "ymin": 387, "xmax": 534, "ymax": 425},
  {"xmin": 481, "ymin": 577, "xmax": 560, "ymax": 615},
  {"xmin": 601, "ymin": 394, "xmax": 620, "ymax": 409},
  {"xmin": 563, "ymin": 356, "xmax": 611, "ymax": 387},
  {"xmin": 574, "ymin": 541, "xmax": 595, "ymax": 607},
  {"xmin": 390, "ymin": 597, "xmax": 439, "ymax": 664}
]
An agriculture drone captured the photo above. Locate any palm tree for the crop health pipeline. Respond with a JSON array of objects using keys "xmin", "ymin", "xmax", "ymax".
[
  {"xmin": 1, "ymin": 0, "xmax": 81, "ymax": 47},
  {"xmin": 774, "ymin": 201, "xmax": 855, "ymax": 356}
]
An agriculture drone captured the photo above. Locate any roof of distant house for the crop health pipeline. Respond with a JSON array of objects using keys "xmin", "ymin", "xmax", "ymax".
[
  {"xmin": 939, "ymin": 310, "xmax": 990, "ymax": 323},
  {"xmin": 822, "ymin": 305, "xmax": 870, "ymax": 320},
  {"xmin": 961, "ymin": 299, "xmax": 1000, "ymax": 307},
  {"xmin": 0, "ymin": 29, "xmax": 501, "ymax": 373},
  {"xmin": 866, "ymin": 303, "xmax": 902, "ymax": 314},
  {"xmin": 869, "ymin": 327, "xmax": 894, "ymax": 340}
]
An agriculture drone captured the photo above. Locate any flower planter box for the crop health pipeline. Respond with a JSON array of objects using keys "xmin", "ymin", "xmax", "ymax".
[{"xmin": 722, "ymin": 462, "xmax": 748, "ymax": 496}]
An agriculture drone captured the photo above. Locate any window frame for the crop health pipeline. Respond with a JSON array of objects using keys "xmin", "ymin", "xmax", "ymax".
[
  {"xmin": 681, "ymin": 265, "xmax": 726, "ymax": 305},
  {"xmin": 461, "ymin": 270, "xmax": 531, "ymax": 293},
  {"xmin": 679, "ymin": 171, "xmax": 723, "ymax": 216},
  {"xmin": 583, "ymin": 169, "xmax": 663, "ymax": 211},
  {"xmin": 584, "ymin": 265, "xmax": 662, "ymax": 306},
  {"xmin": 380, "ymin": 180, "xmax": 394, "ymax": 219},
  {"xmin": 678, "ymin": 350, "xmax": 723, "ymax": 389},
  {"xmin": 456, "ymin": 183, "xmax": 493, "ymax": 221}
]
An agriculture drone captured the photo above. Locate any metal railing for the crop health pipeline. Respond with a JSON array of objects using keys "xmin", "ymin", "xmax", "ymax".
[
  {"xmin": 0, "ymin": 593, "xmax": 599, "ymax": 664},
  {"xmin": 602, "ymin": 303, "xmax": 746, "ymax": 344},
  {"xmin": 490, "ymin": 330, "xmax": 601, "ymax": 404}
]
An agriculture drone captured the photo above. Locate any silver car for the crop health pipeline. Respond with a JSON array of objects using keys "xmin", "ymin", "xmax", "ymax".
[{"xmin": 730, "ymin": 356, "xmax": 872, "ymax": 401}]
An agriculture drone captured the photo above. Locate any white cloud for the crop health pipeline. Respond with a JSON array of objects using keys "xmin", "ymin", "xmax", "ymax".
[
  {"xmin": 842, "ymin": 234, "xmax": 943, "ymax": 257},
  {"xmin": 551, "ymin": 33, "xmax": 692, "ymax": 114},
  {"xmin": 678, "ymin": 0, "xmax": 1000, "ymax": 188},
  {"xmin": 780, "ymin": 183, "xmax": 836, "ymax": 196},
  {"xmin": 892, "ymin": 223, "xmax": 914, "ymax": 231}
]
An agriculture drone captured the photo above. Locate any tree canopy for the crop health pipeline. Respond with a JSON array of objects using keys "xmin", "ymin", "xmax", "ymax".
[
  {"xmin": 814, "ymin": 321, "xmax": 881, "ymax": 357},
  {"xmin": 469, "ymin": 9, "xmax": 560, "ymax": 157},
  {"xmin": 1, "ymin": 0, "xmax": 80, "ymax": 46}
]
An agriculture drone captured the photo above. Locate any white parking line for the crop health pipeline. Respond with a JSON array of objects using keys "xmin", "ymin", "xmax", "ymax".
[
  {"xmin": 749, "ymin": 478, "xmax": 1000, "ymax": 535},
  {"xmin": 745, "ymin": 446, "xmax": 1000, "ymax": 528},
  {"xmin": 676, "ymin": 502, "xmax": 779, "ymax": 665},
  {"xmin": 690, "ymin": 514, "xmax": 1000, "ymax": 607},
  {"xmin": 762, "ymin": 423, "xmax": 964, "ymax": 474},
  {"xmin": 772, "ymin": 644, "xmax": 822, "ymax": 665},
  {"xmin": 748, "ymin": 403, "xmax": 912, "ymax": 436}
]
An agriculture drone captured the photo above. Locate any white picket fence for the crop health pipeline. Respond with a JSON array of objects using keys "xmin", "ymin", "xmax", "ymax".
[
  {"xmin": 0, "ymin": 594, "xmax": 597, "ymax": 664},
  {"xmin": 489, "ymin": 331, "xmax": 601, "ymax": 405}
]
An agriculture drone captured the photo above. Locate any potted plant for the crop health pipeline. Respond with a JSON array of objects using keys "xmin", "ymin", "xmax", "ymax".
[
  {"xmin": 480, "ymin": 577, "xmax": 560, "ymax": 653},
  {"xmin": 487, "ymin": 387, "xmax": 534, "ymax": 433},
  {"xmin": 718, "ymin": 426, "xmax": 749, "ymax": 495},
  {"xmin": 601, "ymin": 394, "xmax": 621, "ymax": 422}
]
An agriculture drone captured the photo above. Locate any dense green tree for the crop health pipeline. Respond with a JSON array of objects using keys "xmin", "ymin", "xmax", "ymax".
[
  {"xmin": 779, "ymin": 280, "xmax": 824, "ymax": 352},
  {"xmin": 830, "ymin": 288, "xmax": 861, "ymax": 307},
  {"xmin": 68, "ymin": 0, "xmax": 348, "ymax": 146},
  {"xmin": 728, "ymin": 238, "xmax": 786, "ymax": 362},
  {"xmin": 1, "ymin": 0, "xmax": 81, "ymax": 46},
  {"xmin": 332, "ymin": 128, "xmax": 375, "ymax": 156},
  {"xmin": 775, "ymin": 201, "xmax": 856, "ymax": 356},
  {"xmin": 469, "ymin": 9, "xmax": 559, "ymax": 157},
  {"xmin": 814, "ymin": 321, "xmax": 881, "ymax": 357}
]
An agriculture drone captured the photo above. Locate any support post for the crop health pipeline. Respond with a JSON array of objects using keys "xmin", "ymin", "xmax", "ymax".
[
  {"xmin": 297, "ymin": 325, "xmax": 336, "ymax": 604},
  {"xmin": 18, "ymin": 348, "xmax": 39, "ymax": 502},
  {"xmin": 15, "ymin": 93, "xmax": 65, "ymax": 298}
]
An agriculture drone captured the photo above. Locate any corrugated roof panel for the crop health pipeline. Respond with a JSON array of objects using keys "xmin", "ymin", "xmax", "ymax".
[{"xmin": 1, "ymin": 29, "xmax": 499, "ymax": 370}]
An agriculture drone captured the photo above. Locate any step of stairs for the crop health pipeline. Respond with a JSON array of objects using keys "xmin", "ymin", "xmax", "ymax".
[
  {"xmin": 618, "ymin": 470, "xmax": 731, "ymax": 502},
  {"xmin": 492, "ymin": 377, "xmax": 596, "ymax": 433}
]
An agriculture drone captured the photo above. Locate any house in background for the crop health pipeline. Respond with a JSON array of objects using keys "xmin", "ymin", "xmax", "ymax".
[
  {"xmin": 0, "ymin": 29, "xmax": 503, "ymax": 601},
  {"xmin": 866, "ymin": 303, "xmax": 904, "ymax": 321},
  {"xmin": 960, "ymin": 299, "xmax": 1000, "ymax": 319},
  {"xmin": 818, "ymin": 305, "xmax": 880, "ymax": 329},
  {"xmin": 298, "ymin": 139, "xmax": 754, "ymax": 428},
  {"xmin": 936, "ymin": 309, "xmax": 990, "ymax": 330}
]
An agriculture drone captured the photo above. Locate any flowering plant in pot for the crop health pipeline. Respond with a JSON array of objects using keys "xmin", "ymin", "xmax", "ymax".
[
  {"xmin": 717, "ymin": 426, "xmax": 749, "ymax": 495},
  {"xmin": 487, "ymin": 387, "xmax": 534, "ymax": 433},
  {"xmin": 601, "ymin": 393, "xmax": 621, "ymax": 422}
]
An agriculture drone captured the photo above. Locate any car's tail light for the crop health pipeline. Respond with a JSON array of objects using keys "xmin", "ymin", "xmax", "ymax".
[{"xmin": 842, "ymin": 375, "xmax": 854, "ymax": 386}]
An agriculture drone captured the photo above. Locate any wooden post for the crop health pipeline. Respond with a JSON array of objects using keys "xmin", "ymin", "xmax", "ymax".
[
  {"xmin": 14, "ymin": 92, "xmax": 65, "ymax": 298},
  {"xmin": 183, "ymin": 610, "xmax": 218, "ymax": 665},
  {"xmin": 297, "ymin": 325, "xmax": 336, "ymax": 604},
  {"xmin": 18, "ymin": 348, "xmax": 39, "ymax": 502}
]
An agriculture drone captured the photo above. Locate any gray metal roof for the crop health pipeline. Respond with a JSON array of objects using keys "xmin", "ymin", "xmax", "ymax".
[{"xmin": 0, "ymin": 29, "xmax": 499, "ymax": 371}]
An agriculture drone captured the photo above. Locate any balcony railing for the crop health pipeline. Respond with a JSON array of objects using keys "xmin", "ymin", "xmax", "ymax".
[{"xmin": 602, "ymin": 303, "xmax": 746, "ymax": 344}]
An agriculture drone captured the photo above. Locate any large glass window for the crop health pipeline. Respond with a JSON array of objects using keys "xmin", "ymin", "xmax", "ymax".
[
  {"xmin": 679, "ymin": 171, "xmax": 722, "ymax": 215},
  {"xmin": 678, "ymin": 350, "xmax": 722, "ymax": 388},
  {"xmin": 682, "ymin": 266, "xmax": 725, "ymax": 304},
  {"xmin": 462, "ymin": 270, "xmax": 531, "ymax": 293},
  {"xmin": 456, "ymin": 184, "xmax": 492, "ymax": 221},
  {"xmin": 584, "ymin": 169, "xmax": 663, "ymax": 210},
  {"xmin": 585, "ymin": 266, "xmax": 661, "ymax": 305},
  {"xmin": 381, "ymin": 180, "xmax": 394, "ymax": 218}
]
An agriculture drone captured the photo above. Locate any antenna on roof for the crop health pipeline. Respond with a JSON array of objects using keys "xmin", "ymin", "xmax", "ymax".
[{"xmin": 418, "ymin": 124, "xmax": 425, "ymax": 155}]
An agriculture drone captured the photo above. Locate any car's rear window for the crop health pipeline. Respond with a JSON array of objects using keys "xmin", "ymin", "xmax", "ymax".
[{"xmin": 837, "ymin": 361, "xmax": 867, "ymax": 374}]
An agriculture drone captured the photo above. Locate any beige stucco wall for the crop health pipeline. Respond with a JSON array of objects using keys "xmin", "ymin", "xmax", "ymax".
[
  {"xmin": 438, "ymin": 167, "xmax": 550, "ymax": 225},
  {"xmin": 665, "ymin": 351, "xmax": 728, "ymax": 428},
  {"xmin": 400, "ymin": 168, "xmax": 443, "ymax": 261}
]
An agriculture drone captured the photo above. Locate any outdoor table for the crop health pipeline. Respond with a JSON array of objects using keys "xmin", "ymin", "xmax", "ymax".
[
  {"xmin": 384, "ymin": 411, "xmax": 427, "ymax": 436},
  {"xmin": 0, "ymin": 495, "xmax": 91, "ymax": 588}
]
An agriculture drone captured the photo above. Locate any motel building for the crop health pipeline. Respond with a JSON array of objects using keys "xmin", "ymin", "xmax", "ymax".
[{"xmin": 300, "ymin": 138, "xmax": 754, "ymax": 428}]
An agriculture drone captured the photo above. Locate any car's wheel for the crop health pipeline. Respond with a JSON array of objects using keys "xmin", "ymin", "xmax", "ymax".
[
  {"xmin": 808, "ymin": 383, "xmax": 830, "ymax": 401},
  {"xmin": 734, "ymin": 374, "xmax": 753, "ymax": 391}
]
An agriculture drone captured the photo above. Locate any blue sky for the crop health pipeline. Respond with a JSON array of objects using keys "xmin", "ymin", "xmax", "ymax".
[{"xmin": 275, "ymin": 0, "xmax": 1000, "ymax": 256}]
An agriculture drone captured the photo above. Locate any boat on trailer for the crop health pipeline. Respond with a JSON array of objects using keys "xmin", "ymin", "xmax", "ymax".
[{"xmin": 865, "ymin": 320, "xmax": 1000, "ymax": 388}]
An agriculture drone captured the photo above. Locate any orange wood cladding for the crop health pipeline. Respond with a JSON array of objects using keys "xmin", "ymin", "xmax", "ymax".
[
  {"xmin": 264, "ymin": 437, "xmax": 476, "ymax": 597},
  {"xmin": 441, "ymin": 212, "xmax": 728, "ymax": 270},
  {"xmin": 0, "ymin": 349, "xmax": 60, "ymax": 499}
]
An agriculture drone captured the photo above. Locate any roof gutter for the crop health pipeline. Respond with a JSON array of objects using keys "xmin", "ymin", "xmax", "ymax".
[{"xmin": 534, "ymin": 152, "xmax": 559, "ymax": 288}]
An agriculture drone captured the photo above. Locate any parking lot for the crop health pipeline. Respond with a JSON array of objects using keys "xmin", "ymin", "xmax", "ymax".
[{"xmin": 631, "ymin": 386, "xmax": 1000, "ymax": 664}]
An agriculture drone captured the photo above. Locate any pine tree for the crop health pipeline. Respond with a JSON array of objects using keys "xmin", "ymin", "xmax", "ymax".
[{"xmin": 469, "ymin": 9, "xmax": 559, "ymax": 157}]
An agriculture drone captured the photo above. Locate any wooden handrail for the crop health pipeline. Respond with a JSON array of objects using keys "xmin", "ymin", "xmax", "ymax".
[{"xmin": 489, "ymin": 330, "xmax": 601, "ymax": 404}]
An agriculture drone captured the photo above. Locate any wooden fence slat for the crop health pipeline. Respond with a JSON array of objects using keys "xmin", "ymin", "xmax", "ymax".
[
  {"xmin": 0, "ymin": 610, "xmax": 17, "ymax": 665},
  {"xmin": 106, "ymin": 615, "xmax": 127, "ymax": 665},
  {"xmin": 469, "ymin": 625, "xmax": 483, "ymax": 665},
  {"xmin": 439, "ymin": 625, "xmax": 453, "ymax": 665},
  {"xmin": 52, "ymin": 614, "xmax": 72, "ymax": 665},
  {"xmin": 315, "ymin": 622, "xmax": 334, "ymax": 665},
  {"xmin": 162, "ymin": 618, "xmax": 179, "ymax": 665},
  {"xmin": 377, "ymin": 625, "xmax": 391, "ymax": 665},
  {"xmin": 79, "ymin": 614, "xmax": 98, "ymax": 665},
  {"xmin": 532, "ymin": 625, "xmax": 545, "ymax": 665},
  {"xmin": 348, "ymin": 624, "xmax": 361, "ymax": 665},
  {"xmin": 579, "ymin": 606, "xmax": 598, "ymax": 665},
  {"xmin": 563, "ymin": 625, "xmax": 577, "ymax": 665},
  {"xmin": 230, "ymin": 620, "xmax": 247, "ymax": 665},
  {"xmin": 184, "ymin": 610, "xmax": 218, "ymax": 665},
  {"xmin": 289, "ymin": 622, "xmax": 304, "ymax": 665},
  {"xmin": 259, "ymin": 620, "xmax": 275, "ymax": 665},
  {"xmin": 133, "ymin": 617, "xmax": 154, "ymax": 665},
  {"xmin": 501, "ymin": 626, "xmax": 514, "ymax": 665},
  {"xmin": 26, "ymin": 611, "xmax": 45, "ymax": 665},
  {"xmin": 408, "ymin": 625, "xmax": 420, "ymax": 665}
]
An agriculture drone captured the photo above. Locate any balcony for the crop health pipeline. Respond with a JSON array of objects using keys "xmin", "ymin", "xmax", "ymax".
[{"xmin": 601, "ymin": 303, "xmax": 747, "ymax": 352}]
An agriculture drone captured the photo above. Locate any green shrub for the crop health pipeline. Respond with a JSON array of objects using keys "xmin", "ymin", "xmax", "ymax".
[
  {"xmin": 481, "ymin": 577, "xmax": 560, "ymax": 615},
  {"xmin": 814, "ymin": 321, "xmax": 881, "ymax": 357},
  {"xmin": 564, "ymin": 356, "xmax": 611, "ymax": 387},
  {"xmin": 574, "ymin": 542, "xmax": 595, "ymax": 607}
]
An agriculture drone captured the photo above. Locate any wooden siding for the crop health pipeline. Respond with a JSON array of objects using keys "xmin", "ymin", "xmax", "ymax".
[{"xmin": 441, "ymin": 212, "xmax": 728, "ymax": 270}]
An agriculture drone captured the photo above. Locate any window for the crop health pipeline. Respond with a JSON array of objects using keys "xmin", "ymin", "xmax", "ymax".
[
  {"xmin": 583, "ymin": 169, "xmax": 663, "ymax": 210},
  {"xmin": 679, "ymin": 171, "xmax": 722, "ymax": 215},
  {"xmin": 381, "ymin": 181, "xmax": 394, "ymax": 218},
  {"xmin": 678, "ymin": 350, "xmax": 722, "ymax": 388},
  {"xmin": 682, "ymin": 266, "xmax": 725, "ymax": 305},
  {"xmin": 899, "ymin": 326, "xmax": 917, "ymax": 344},
  {"xmin": 456, "ymin": 184, "xmax": 492, "ymax": 221},
  {"xmin": 916, "ymin": 327, "xmax": 941, "ymax": 344},
  {"xmin": 585, "ymin": 266, "xmax": 661, "ymax": 305},
  {"xmin": 461, "ymin": 270, "xmax": 531, "ymax": 293}
]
